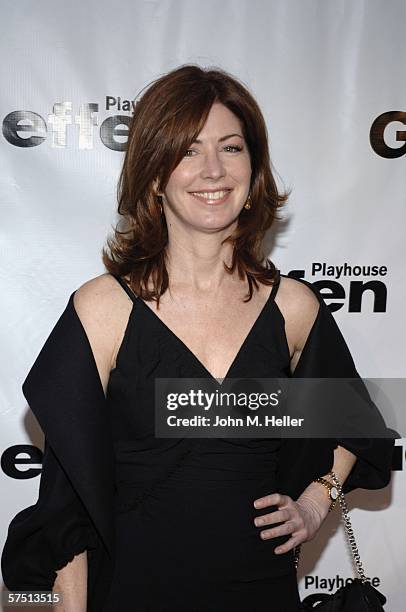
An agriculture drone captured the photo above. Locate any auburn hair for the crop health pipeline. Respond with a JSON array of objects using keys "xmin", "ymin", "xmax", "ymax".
[{"xmin": 102, "ymin": 64, "xmax": 290, "ymax": 304}]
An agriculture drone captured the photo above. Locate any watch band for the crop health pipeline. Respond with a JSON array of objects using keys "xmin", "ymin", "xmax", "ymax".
[{"xmin": 314, "ymin": 476, "xmax": 339, "ymax": 511}]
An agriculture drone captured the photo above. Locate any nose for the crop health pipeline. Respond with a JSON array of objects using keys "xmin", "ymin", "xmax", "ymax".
[{"xmin": 200, "ymin": 148, "xmax": 226, "ymax": 180}]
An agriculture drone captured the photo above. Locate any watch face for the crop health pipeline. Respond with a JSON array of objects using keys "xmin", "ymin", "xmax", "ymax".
[{"xmin": 331, "ymin": 487, "xmax": 338, "ymax": 500}]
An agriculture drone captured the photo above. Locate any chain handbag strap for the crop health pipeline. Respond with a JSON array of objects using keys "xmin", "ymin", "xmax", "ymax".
[{"xmin": 293, "ymin": 470, "xmax": 367, "ymax": 583}]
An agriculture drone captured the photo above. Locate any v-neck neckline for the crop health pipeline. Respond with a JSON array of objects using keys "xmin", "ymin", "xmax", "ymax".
[{"xmin": 137, "ymin": 285, "xmax": 277, "ymax": 385}]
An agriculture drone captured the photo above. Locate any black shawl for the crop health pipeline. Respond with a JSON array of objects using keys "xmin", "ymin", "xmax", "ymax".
[{"xmin": 1, "ymin": 279, "xmax": 395, "ymax": 611}]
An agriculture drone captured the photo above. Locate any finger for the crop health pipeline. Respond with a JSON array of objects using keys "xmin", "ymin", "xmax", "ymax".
[
  {"xmin": 274, "ymin": 535, "xmax": 303, "ymax": 555},
  {"xmin": 254, "ymin": 508, "xmax": 290, "ymax": 527},
  {"xmin": 253, "ymin": 493, "xmax": 287, "ymax": 509},
  {"xmin": 259, "ymin": 520, "xmax": 296, "ymax": 541}
]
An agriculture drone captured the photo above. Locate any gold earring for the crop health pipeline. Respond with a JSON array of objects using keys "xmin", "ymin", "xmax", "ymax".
[{"xmin": 244, "ymin": 195, "xmax": 252, "ymax": 210}]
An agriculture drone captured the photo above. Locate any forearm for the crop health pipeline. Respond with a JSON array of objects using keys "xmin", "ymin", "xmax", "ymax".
[
  {"xmin": 298, "ymin": 445, "xmax": 357, "ymax": 521},
  {"xmin": 52, "ymin": 550, "xmax": 87, "ymax": 612}
]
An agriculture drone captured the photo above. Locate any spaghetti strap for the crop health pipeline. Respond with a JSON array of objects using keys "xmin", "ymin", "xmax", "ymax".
[
  {"xmin": 111, "ymin": 271, "xmax": 280, "ymax": 304},
  {"xmin": 269, "ymin": 269, "xmax": 281, "ymax": 300},
  {"xmin": 111, "ymin": 274, "xmax": 138, "ymax": 302}
]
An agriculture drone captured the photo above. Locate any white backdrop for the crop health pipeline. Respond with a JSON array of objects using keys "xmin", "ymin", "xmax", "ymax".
[{"xmin": 1, "ymin": 0, "xmax": 405, "ymax": 609}]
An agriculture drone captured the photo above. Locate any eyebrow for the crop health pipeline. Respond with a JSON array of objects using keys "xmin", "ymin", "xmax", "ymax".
[{"xmin": 192, "ymin": 133, "xmax": 244, "ymax": 144}]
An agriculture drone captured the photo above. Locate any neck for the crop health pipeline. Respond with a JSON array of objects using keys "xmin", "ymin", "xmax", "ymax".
[{"xmin": 165, "ymin": 225, "xmax": 238, "ymax": 293}]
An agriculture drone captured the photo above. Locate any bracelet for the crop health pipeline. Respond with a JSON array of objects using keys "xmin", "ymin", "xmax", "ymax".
[{"xmin": 313, "ymin": 472, "xmax": 339, "ymax": 512}]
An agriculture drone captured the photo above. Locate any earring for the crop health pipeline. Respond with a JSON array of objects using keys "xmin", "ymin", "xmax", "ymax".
[{"xmin": 244, "ymin": 195, "xmax": 252, "ymax": 210}]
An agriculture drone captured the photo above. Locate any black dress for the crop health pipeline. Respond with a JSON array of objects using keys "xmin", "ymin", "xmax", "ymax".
[
  {"xmin": 103, "ymin": 271, "xmax": 300, "ymax": 611},
  {"xmin": 1, "ymin": 271, "xmax": 395, "ymax": 612}
]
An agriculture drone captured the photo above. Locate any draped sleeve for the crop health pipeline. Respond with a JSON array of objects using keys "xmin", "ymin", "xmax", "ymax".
[
  {"xmin": 1, "ymin": 291, "xmax": 116, "ymax": 612},
  {"xmin": 276, "ymin": 276, "xmax": 396, "ymax": 499}
]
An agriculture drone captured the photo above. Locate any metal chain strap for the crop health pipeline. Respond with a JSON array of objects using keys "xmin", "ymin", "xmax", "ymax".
[{"xmin": 293, "ymin": 470, "xmax": 367, "ymax": 583}]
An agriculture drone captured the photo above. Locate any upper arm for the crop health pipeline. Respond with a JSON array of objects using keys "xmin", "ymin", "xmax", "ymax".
[
  {"xmin": 73, "ymin": 273, "xmax": 132, "ymax": 397},
  {"xmin": 275, "ymin": 276, "xmax": 320, "ymax": 375}
]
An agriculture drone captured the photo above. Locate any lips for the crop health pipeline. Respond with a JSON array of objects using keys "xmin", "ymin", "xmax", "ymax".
[{"xmin": 189, "ymin": 189, "xmax": 233, "ymax": 204}]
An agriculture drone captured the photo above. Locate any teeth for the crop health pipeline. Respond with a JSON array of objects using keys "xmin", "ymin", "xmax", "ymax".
[{"xmin": 191, "ymin": 190, "xmax": 229, "ymax": 200}]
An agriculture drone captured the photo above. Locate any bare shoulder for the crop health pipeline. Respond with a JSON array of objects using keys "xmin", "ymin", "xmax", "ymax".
[
  {"xmin": 275, "ymin": 276, "xmax": 320, "ymax": 373},
  {"xmin": 73, "ymin": 273, "xmax": 134, "ymax": 395},
  {"xmin": 73, "ymin": 272, "xmax": 130, "ymax": 315},
  {"xmin": 276, "ymin": 276, "xmax": 320, "ymax": 324}
]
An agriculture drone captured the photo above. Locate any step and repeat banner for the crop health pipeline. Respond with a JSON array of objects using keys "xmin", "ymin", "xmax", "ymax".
[{"xmin": 1, "ymin": 0, "xmax": 405, "ymax": 609}]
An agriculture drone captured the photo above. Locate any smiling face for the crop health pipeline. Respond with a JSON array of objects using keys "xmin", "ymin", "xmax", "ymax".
[{"xmin": 161, "ymin": 102, "xmax": 252, "ymax": 233}]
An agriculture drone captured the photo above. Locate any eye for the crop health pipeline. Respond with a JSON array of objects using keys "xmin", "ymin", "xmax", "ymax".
[
  {"xmin": 183, "ymin": 149, "xmax": 197, "ymax": 157},
  {"xmin": 223, "ymin": 145, "xmax": 243, "ymax": 153}
]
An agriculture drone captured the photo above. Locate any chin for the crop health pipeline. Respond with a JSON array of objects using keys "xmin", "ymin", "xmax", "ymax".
[{"xmin": 190, "ymin": 214, "xmax": 239, "ymax": 233}]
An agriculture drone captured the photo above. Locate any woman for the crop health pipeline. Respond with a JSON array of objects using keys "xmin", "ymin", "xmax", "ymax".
[{"xmin": 1, "ymin": 65, "xmax": 394, "ymax": 611}]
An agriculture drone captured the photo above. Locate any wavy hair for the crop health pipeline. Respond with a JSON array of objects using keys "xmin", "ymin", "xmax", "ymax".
[{"xmin": 102, "ymin": 64, "xmax": 290, "ymax": 303}]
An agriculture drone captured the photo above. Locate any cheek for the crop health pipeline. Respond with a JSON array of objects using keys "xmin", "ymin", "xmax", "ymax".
[
  {"xmin": 229, "ymin": 157, "xmax": 251, "ymax": 182},
  {"xmin": 166, "ymin": 165, "xmax": 195, "ymax": 193}
]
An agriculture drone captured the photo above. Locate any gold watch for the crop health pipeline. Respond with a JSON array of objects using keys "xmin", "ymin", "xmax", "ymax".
[{"xmin": 313, "ymin": 477, "xmax": 339, "ymax": 512}]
